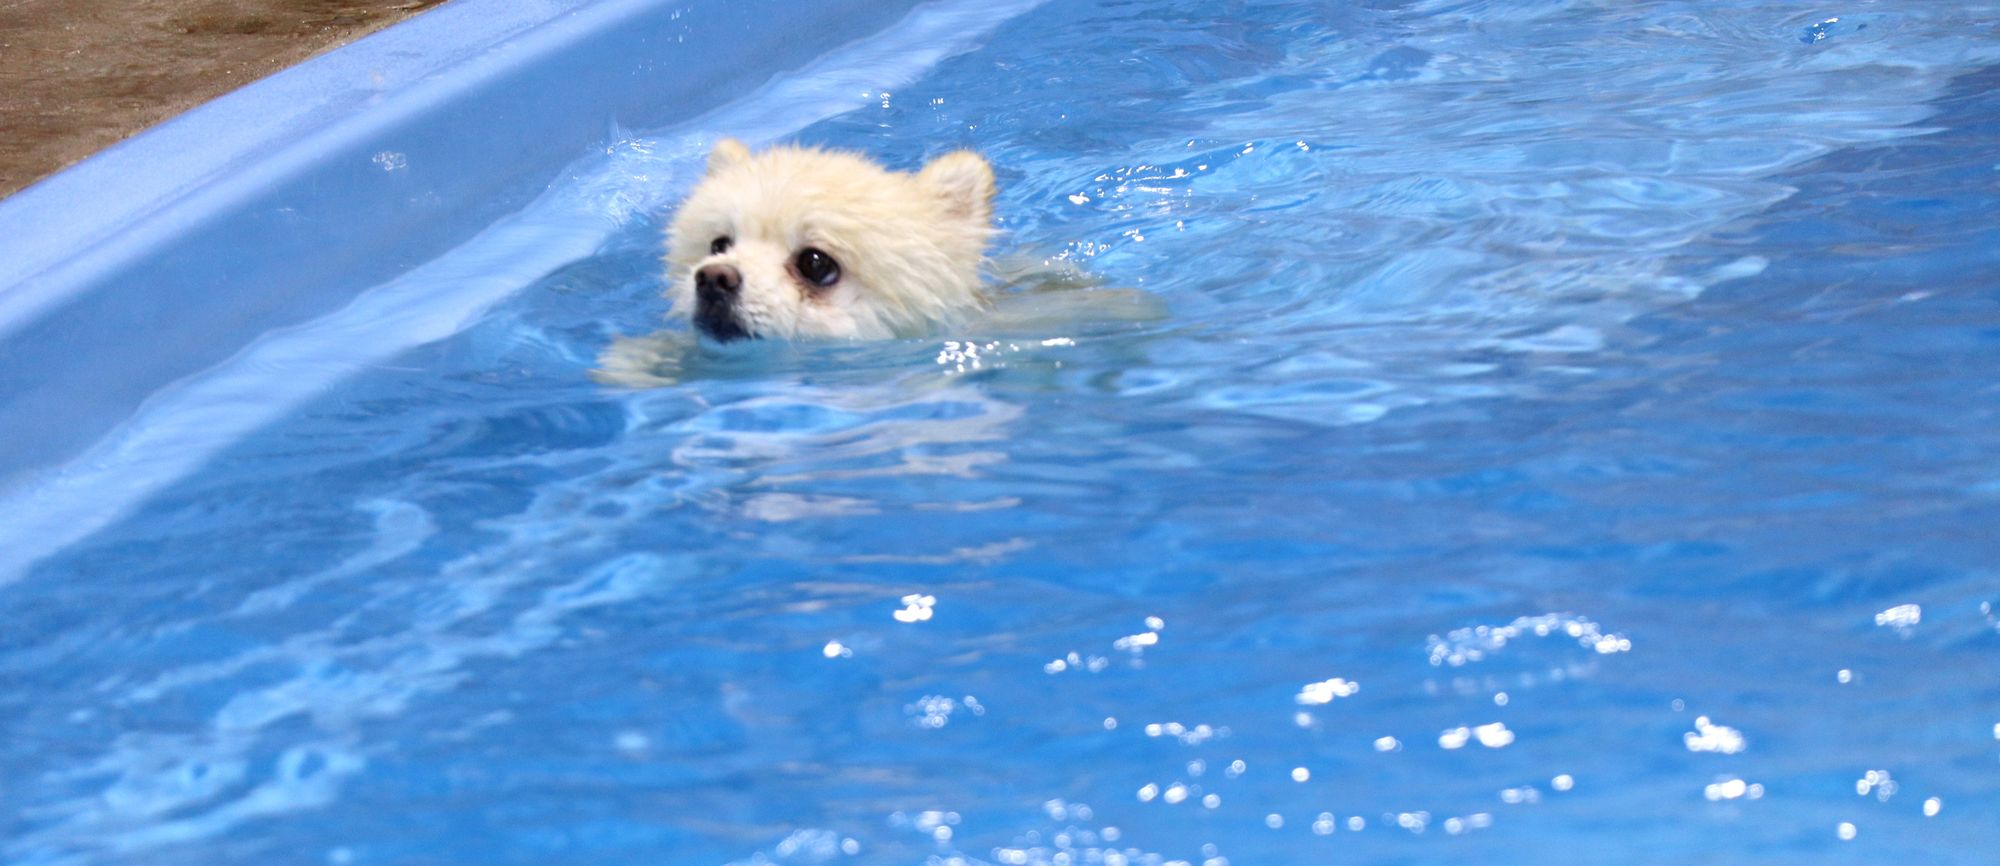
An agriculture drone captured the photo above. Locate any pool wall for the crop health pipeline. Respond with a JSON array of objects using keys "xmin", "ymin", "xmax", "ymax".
[{"xmin": 0, "ymin": 0, "xmax": 927, "ymax": 493}]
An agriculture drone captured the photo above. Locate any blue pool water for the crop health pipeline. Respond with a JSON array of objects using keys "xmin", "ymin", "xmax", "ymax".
[{"xmin": 5, "ymin": 0, "xmax": 2000, "ymax": 863}]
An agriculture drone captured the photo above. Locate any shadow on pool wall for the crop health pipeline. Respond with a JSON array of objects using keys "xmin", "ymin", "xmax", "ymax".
[{"xmin": 0, "ymin": 0, "xmax": 926, "ymax": 493}]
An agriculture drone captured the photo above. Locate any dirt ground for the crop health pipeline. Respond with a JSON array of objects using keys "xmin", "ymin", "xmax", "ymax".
[{"xmin": 0, "ymin": 0, "xmax": 444, "ymax": 198}]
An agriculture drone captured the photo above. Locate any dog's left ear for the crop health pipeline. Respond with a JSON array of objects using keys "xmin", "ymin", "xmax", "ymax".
[
  {"xmin": 918, "ymin": 151, "xmax": 996, "ymax": 224},
  {"xmin": 707, "ymin": 138, "xmax": 753, "ymax": 174}
]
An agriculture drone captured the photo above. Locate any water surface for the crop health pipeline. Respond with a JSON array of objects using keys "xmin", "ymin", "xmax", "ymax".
[{"xmin": 5, "ymin": 1, "xmax": 2000, "ymax": 864}]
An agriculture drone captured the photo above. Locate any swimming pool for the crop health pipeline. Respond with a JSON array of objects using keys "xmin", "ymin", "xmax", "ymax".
[{"xmin": 3, "ymin": 0, "xmax": 1998, "ymax": 863}]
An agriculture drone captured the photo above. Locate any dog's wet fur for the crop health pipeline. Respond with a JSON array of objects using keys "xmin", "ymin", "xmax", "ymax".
[{"xmin": 664, "ymin": 139, "xmax": 996, "ymax": 342}]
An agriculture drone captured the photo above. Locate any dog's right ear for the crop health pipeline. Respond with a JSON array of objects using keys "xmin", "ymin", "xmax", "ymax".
[
  {"xmin": 918, "ymin": 150, "xmax": 996, "ymax": 224},
  {"xmin": 707, "ymin": 138, "xmax": 752, "ymax": 174}
]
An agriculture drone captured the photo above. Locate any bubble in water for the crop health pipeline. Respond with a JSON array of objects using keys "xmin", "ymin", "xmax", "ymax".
[
  {"xmin": 1295, "ymin": 677, "xmax": 1360, "ymax": 705},
  {"xmin": 1799, "ymin": 16, "xmax": 1857, "ymax": 44},
  {"xmin": 1439, "ymin": 723, "xmax": 1514, "ymax": 749},
  {"xmin": 372, "ymin": 151, "xmax": 408, "ymax": 171},
  {"xmin": 1113, "ymin": 631, "xmax": 1159, "ymax": 652},
  {"xmin": 1704, "ymin": 778, "xmax": 1764, "ymax": 801},
  {"xmin": 906, "ymin": 695, "xmax": 981, "ymax": 729},
  {"xmin": 1837, "ymin": 822, "xmax": 1858, "ymax": 841},
  {"xmin": 1426, "ymin": 614, "xmax": 1630, "ymax": 666},
  {"xmin": 1451, "ymin": 814, "xmax": 1494, "ymax": 834},
  {"xmin": 1855, "ymin": 770, "xmax": 1898, "ymax": 802},
  {"xmin": 1874, "ymin": 604, "xmax": 1921, "ymax": 630},
  {"xmin": 1473, "ymin": 722, "xmax": 1515, "ymax": 748},
  {"xmin": 894, "ymin": 593, "xmax": 937, "ymax": 623},
  {"xmin": 1139, "ymin": 721, "xmax": 1223, "ymax": 746},
  {"xmin": 1684, "ymin": 716, "xmax": 1746, "ymax": 754},
  {"xmin": 771, "ymin": 830, "xmax": 843, "ymax": 861}
]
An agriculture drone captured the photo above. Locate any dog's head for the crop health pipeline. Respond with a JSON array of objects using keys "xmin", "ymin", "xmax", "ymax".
[{"xmin": 663, "ymin": 140, "xmax": 996, "ymax": 342}]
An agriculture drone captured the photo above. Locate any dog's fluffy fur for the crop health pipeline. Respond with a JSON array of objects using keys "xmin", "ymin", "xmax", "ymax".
[{"xmin": 663, "ymin": 139, "xmax": 996, "ymax": 342}]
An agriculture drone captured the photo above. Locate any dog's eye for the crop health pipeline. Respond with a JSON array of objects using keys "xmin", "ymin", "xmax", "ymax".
[
  {"xmin": 795, "ymin": 247, "xmax": 841, "ymax": 287},
  {"xmin": 710, "ymin": 236, "xmax": 732, "ymax": 255}
]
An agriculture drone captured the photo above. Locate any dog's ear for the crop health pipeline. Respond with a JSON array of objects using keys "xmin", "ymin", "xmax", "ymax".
[
  {"xmin": 918, "ymin": 150, "xmax": 995, "ymax": 223},
  {"xmin": 707, "ymin": 138, "xmax": 752, "ymax": 174}
]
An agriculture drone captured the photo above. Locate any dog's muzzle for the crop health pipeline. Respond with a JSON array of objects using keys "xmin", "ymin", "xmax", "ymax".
[{"xmin": 692, "ymin": 263, "xmax": 752, "ymax": 342}]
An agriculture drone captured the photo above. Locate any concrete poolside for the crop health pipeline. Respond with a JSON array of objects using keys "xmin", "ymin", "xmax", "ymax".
[{"xmin": 0, "ymin": 0, "xmax": 441, "ymax": 198}]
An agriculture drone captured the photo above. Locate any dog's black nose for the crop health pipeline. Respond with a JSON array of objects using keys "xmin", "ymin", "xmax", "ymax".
[
  {"xmin": 695, "ymin": 264, "xmax": 741, "ymax": 304},
  {"xmin": 693, "ymin": 264, "xmax": 751, "ymax": 342}
]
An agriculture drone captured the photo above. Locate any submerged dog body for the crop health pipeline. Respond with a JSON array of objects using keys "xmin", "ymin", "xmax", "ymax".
[{"xmin": 664, "ymin": 139, "xmax": 996, "ymax": 342}]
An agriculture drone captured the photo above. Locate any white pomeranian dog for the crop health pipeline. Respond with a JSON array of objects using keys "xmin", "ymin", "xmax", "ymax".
[{"xmin": 662, "ymin": 138, "xmax": 996, "ymax": 342}]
